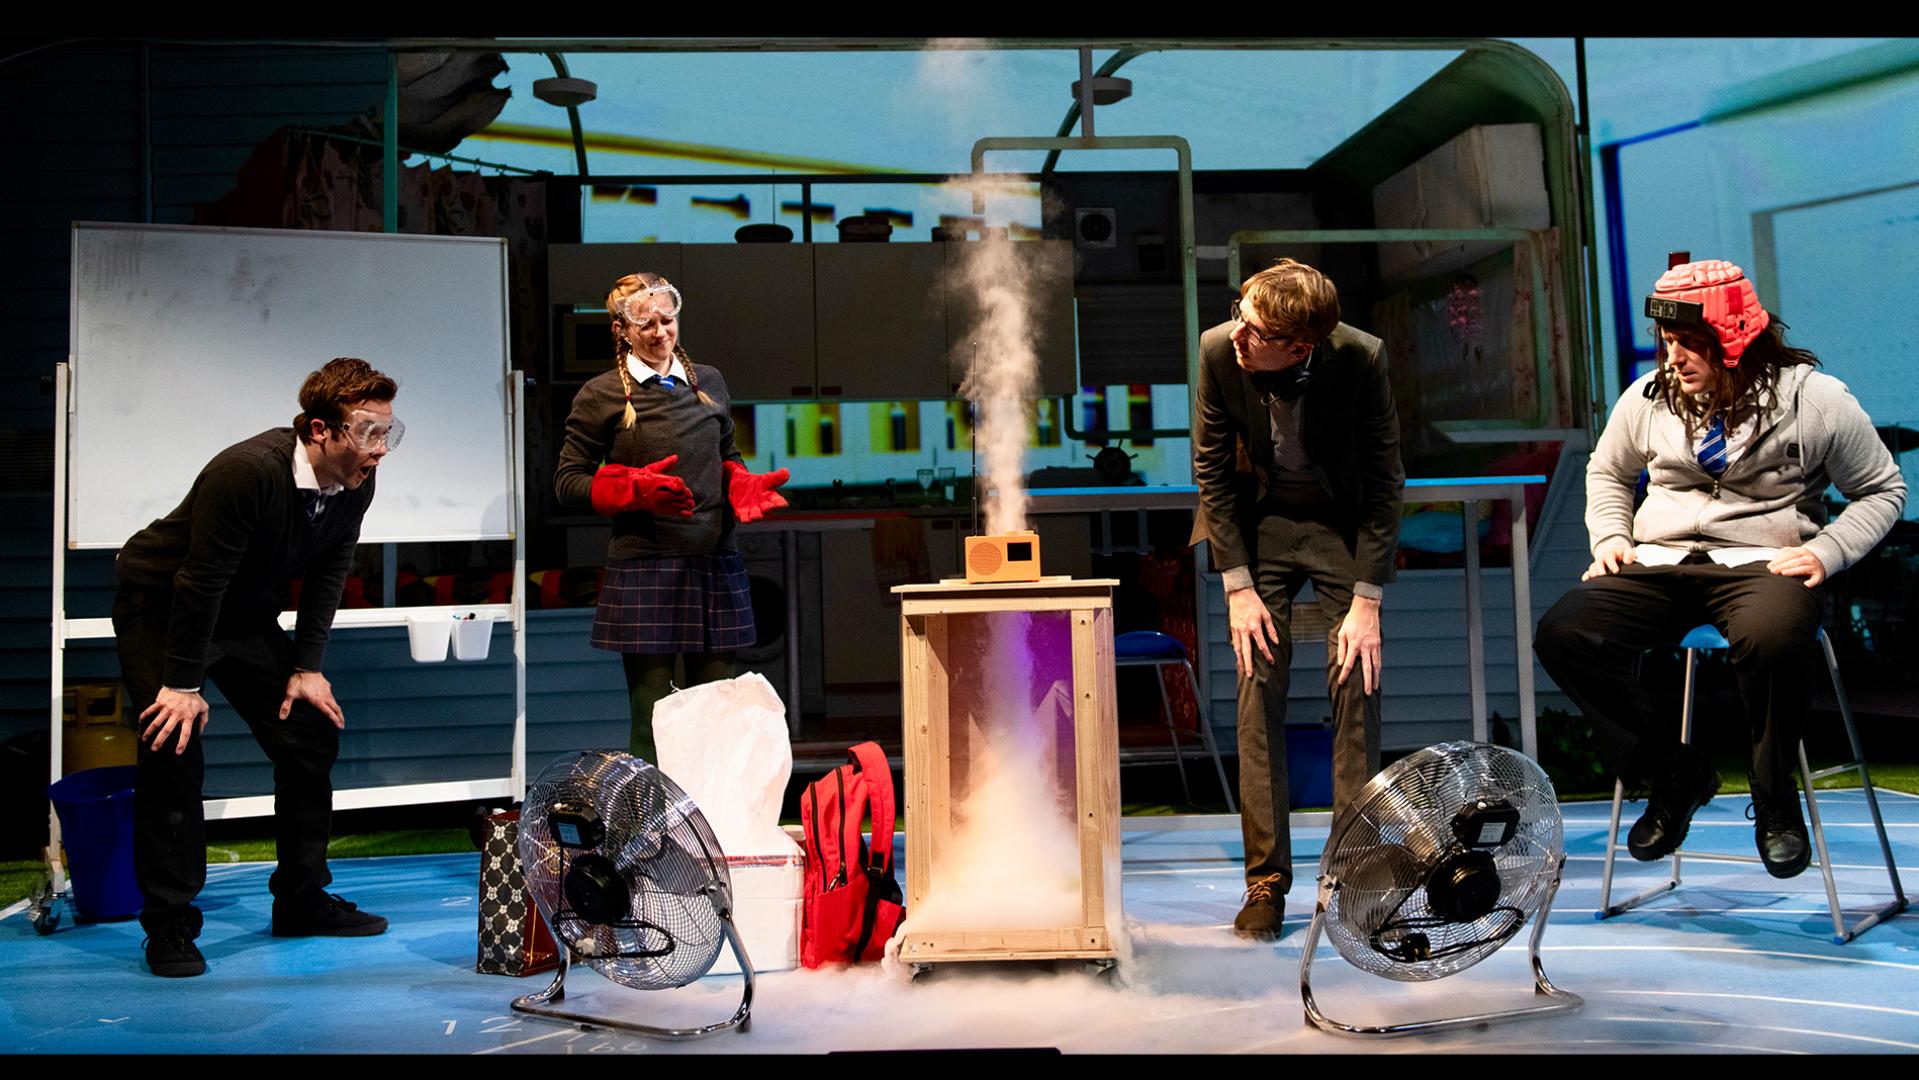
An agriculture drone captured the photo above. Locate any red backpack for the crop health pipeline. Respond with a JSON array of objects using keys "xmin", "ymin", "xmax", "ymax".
[{"xmin": 800, "ymin": 742, "xmax": 905, "ymax": 968}]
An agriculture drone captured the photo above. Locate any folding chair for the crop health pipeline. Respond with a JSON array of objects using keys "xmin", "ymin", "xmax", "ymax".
[{"xmin": 1113, "ymin": 631, "xmax": 1236, "ymax": 812}]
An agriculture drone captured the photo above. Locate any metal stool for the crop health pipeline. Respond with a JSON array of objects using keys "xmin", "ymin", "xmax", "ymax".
[
  {"xmin": 1596, "ymin": 625, "xmax": 1908, "ymax": 943},
  {"xmin": 1113, "ymin": 631, "xmax": 1236, "ymax": 812}
]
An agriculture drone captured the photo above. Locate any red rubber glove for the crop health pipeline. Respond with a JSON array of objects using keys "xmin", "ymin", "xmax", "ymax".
[
  {"xmin": 723, "ymin": 461, "xmax": 790, "ymax": 523},
  {"xmin": 591, "ymin": 456, "xmax": 695, "ymax": 518}
]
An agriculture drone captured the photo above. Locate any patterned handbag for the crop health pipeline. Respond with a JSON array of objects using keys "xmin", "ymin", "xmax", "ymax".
[{"xmin": 475, "ymin": 810, "xmax": 560, "ymax": 977}]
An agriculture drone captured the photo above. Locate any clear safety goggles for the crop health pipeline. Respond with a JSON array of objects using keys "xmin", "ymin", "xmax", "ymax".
[
  {"xmin": 333, "ymin": 412, "xmax": 405, "ymax": 452},
  {"xmin": 617, "ymin": 283, "xmax": 684, "ymax": 328}
]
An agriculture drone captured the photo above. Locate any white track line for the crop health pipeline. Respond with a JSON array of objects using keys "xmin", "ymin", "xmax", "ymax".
[
  {"xmin": 1540, "ymin": 944, "xmax": 1919, "ymax": 973},
  {"xmin": 1560, "ymin": 853, "xmax": 1919, "ymax": 874},
  {"xmin": 1592, "ymin": 1015, "xmax": 1919, "ymax": 1052},
  {"xmin": 1587, "ymin": 989, "xmax": 1919, "ymax": 1020},
  {"xmin": 473, "ymin": 1028, "xmax": 574, "ymax": 1054},
  {"xmin": 0, "ymin": 899, "xmax": 30, "ymax": 921},
  {"xmin": 1572, "ymin": 907, "xmax": 1904, "ymax": 916}
]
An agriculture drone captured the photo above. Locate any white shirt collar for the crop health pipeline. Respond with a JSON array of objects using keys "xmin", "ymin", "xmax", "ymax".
[
  {"xmin": 626, "ymin": 354, "xmax": 688, "ymax": 387},
  {"xmin": 293, "ymin": 436, "xmax": 344, "ymax": 496}
]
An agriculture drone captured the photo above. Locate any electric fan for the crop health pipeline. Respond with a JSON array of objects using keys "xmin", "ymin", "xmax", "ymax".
[
  {"xmin": 512, "ymin": 750, "xmax": 754, "ymax": 1038},
  {"xmin": 1299, "ymin": 741, "xmax": 1582, "ymax": 1037}
]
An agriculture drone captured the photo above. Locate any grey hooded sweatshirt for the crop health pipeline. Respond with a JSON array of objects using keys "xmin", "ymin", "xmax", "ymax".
[{"xmin": 1587, "ymin": 364, "xmax": 1906, "ymax": 574}]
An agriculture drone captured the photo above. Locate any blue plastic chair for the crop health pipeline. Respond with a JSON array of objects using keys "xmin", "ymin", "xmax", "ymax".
[
  {"xmin": 1113, "ymin": 631, "xmax": 1236, "ymax": 812},
  {"xmin": 1596, "ymin": 625, "xmax": 1908, "ymax": 943}
]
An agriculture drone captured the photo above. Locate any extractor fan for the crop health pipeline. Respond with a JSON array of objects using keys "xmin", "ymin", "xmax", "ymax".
[
  {"xmin": 513, "ymin": 750, "xmax": 753, "ymax": 1038},
  {"xmin": 1299, "ymin": 741, "xmax": 1582, "ymax": 1037}
]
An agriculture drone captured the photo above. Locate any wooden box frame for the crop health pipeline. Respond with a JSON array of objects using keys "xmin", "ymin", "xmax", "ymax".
[{"xmin": 893, "ymin": 578, "xmax": 1122, "ymax": 964}]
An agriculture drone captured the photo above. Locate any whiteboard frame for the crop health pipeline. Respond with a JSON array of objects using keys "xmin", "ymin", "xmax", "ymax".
[
  {"xmin": 65, "ymin": 221, "xmax": 517, "ymax": 549},
  {"xmin": 49, "ymin": 224, "xmax": 528, "ymax": 890}
]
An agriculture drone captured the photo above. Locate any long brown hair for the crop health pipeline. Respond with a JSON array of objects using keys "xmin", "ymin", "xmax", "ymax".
[
  {"xmin": 1650, "ymin": 317, "xmax": 1820, "ymax": 434},
  {"xmin": 606, "ymin": 272, "xmax": 716, "ymax": 429}
]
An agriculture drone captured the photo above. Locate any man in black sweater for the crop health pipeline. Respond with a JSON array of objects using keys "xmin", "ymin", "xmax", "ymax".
[{"xmin": 115, "ymin": 358, "xmax": 399, "ymax": 977}]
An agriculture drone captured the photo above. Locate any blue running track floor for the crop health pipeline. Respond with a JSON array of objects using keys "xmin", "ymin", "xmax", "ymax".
[{"xmin": 3, "ymin": 791, "xmax": 1915, "ymax": 1054}]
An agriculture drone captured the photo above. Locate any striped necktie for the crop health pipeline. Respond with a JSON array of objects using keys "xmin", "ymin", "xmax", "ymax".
[
  {"xmin": 655, "ymin": 374, "xmax": 677, "ymax": 391},
  {"xmin": 1697, "ymin": 414, "xmax": 1729, "ymax": 477}
]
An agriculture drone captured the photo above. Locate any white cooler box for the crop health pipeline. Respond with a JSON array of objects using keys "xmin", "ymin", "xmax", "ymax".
[{"xmin": 710, "ymin": 842, "xmax": 804, "ymax": 976}]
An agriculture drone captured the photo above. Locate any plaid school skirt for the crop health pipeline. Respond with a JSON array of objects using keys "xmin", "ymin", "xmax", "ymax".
[{"xmin": 590, "ymin": 551, "xmax": 756, "ymax": 654}]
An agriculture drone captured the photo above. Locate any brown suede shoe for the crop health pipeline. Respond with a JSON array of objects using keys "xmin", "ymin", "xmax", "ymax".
[{"xmin": 1233, "ymin": 875, "xmax": 1286, "ymax": 940}]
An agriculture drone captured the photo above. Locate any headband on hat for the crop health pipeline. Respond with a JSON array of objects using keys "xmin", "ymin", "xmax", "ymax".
[{"xmin": 1644, "ymin": 259, "xmax": 1770, "ymax": 367}]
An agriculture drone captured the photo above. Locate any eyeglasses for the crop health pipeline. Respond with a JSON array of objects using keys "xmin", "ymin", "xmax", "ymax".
[
  {"xmin": 331, "ymin": 415, "xmax": 405, "ymax": 452},
  {"xmin": 1228, "ymin": 301, "xmax": 1292, "ymax": 347}
]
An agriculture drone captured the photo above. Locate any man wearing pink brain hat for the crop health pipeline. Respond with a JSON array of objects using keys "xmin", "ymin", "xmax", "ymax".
[{"xmin": 1535, "ymin": 256, "xmax": 1906, "ymax": 878}]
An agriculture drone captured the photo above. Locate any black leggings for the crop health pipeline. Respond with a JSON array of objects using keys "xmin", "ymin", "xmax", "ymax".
[{"xmin": 619, "ymin": 651, "xmax": 736, "ymax": 762}]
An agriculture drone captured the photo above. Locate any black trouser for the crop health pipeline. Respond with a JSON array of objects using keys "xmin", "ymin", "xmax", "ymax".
[
  {"xmin": 1236, "ymin": 506, "xmax": 1383, "ymax": 892},
  {"xmin": 113, "ymin": 585, "xmax": 342, "ymax": 936},
  {"xmin": 1533, "ymin": 559, "xmax": 1825, "ymax": 801}
]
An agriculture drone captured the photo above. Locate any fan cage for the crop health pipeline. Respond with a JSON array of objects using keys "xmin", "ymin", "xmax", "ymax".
[
  {"xmin": 521, "ymin": 751, "xmax": 734, "ymax": 991},
  {"xmin": 1319, "ymin": 741, "xmax": 1563, "ymax": 982}
]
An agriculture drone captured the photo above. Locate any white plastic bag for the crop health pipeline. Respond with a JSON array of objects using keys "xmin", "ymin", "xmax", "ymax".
[{"xmin": 652, "ymin": 672, "xmax": 794, "ymax": 856}]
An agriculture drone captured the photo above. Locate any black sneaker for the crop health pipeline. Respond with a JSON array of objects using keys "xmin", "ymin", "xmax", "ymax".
[
  {"xmin": 1233, "ymin": 875, "xmax": 1286, "ymax": 940},
  {"xmin": 1628, "ymin": 748, "xmax": 1720, "ymax": 861},
  {"xmin": 1749, "ymin": 787, "xmax": 1812, "ymax": 879},
  {"xmin": 271, "ymin": 893, "xmax": 389, "ymax": 938},
  {"xmin": 144, "ymin": 922, "xmax": 206, "ymax": 978}
]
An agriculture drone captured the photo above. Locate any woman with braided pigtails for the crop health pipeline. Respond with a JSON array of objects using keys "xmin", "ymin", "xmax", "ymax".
[{"xmin": 554, "ymin": 272, "xmax": 790, "ymax": 761}]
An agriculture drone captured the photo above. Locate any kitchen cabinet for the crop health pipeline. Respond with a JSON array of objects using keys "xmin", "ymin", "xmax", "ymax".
[
  {"xmin": 946, "ymin": 240, "xmax": 1078, "ymax": 398},
  {"xmin": 813, "ymin": 243, "xmax": 950, "ymax": 401},
  {"xmin": 679, "ymin": 243, "xmax": 817, "ymax": 401}
]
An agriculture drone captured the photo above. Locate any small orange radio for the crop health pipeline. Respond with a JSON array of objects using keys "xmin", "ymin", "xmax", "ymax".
[{"xmin": 963, "ymin": 531, "xmax": 1043, "ymax": 584}]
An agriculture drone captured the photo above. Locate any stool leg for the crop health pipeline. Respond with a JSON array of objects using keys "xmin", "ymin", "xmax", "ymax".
[
  {"xmin": 1822, "ymin": 632, "xmax": 1908, "ymax": 913},
  {"xmin": 1672, "ymin": 646, "xmax": 1700, "ymax": 883},
  {"xmin": 1814, "ymin": 633, "xmax": 1909, "ymax": 943},
  {"xmin": 1797, "ymin": 741, "xmax": 1847, "ymax": 943},
  {"xmin": 1155, "ymin": 665, "xmax": 1193, "ymax": 807},
  {"xmin": 1184, "ymin": 659, "xmax": 1236, "ymax": 813},
  {"xmin": 1598, "ymin": 777, "xmax": 1625, "ymax": 917}
]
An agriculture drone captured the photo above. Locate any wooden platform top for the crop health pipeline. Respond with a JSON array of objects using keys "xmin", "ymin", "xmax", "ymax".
[{"xmin": 892, "ymin": 577, "xmax": 1121, "ymax": 595}]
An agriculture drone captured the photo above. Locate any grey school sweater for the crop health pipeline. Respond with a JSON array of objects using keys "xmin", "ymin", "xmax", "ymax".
[
  {"xmin": 1586, "ymin": 364, "xmax": 1906, "ymax": 574},
  {"xmin": 555, "ymin": 364, "xmax": 745, "ymax": 560}
]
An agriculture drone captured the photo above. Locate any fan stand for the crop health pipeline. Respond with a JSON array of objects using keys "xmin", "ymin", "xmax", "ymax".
[
  {"xmin": 511, "ymin": 885, "xmax": 756, "ymax": 1039},
  {"xmin": 1298, "ymin": 855, "xmax": 1584, "ymax": 1038}
]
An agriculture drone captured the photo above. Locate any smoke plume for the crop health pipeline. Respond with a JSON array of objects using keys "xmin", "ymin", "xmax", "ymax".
[{"xmin": 953, "ymin": 235, "xmax": 1045, "ymax": 536}]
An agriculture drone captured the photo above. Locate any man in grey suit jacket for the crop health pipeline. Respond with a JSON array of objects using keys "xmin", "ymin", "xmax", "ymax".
[{"xmin": 1190, "ymin": 259, "xmax": 1406, "ymax": 938}]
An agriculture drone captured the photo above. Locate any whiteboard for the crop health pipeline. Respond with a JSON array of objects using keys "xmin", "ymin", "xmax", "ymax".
[{"xmin": 68, "ymin": 223, "xmax": 513, "ymax": 548}]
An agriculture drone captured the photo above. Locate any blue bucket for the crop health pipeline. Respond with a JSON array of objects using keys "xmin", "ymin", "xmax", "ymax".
[
  {"xmin": 48, "ymin": 765, "xmax": 142, "ymax": 923},
  {"xmin": 1284, "ymin": 725, "xmax": 1334, "ymax": 809}
]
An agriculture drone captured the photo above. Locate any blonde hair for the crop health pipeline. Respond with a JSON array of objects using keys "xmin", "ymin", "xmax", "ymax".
[
  {"xmin": 606, "ymin": 272, "xmax": 716, "ymax": 429},
  {"xmin": 1239, "ymin": 258, "xmax": 1341, "ymax": 344}
]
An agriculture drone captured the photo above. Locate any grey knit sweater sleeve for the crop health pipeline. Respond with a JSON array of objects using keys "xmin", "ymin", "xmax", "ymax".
[
  {"xmin": 1584, "ymin": 374, "xmax": 1653, "ymax": 556},
  {"xmin": 1801, "ymin": 373, "xmax": 1906, "ymax": 573}
]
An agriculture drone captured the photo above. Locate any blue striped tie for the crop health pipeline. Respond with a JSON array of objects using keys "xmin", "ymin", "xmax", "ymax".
[
  {"xmin": 1697, "ymin": 414, "xmax": 1729, "ymax": 477},
  {"xmin": 655, "ymin": 374, "xmax": 677, "ymax": 391}
]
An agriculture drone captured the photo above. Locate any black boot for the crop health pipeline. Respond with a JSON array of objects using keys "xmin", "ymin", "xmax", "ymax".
[
  {"xmin": 1628, "ymin": 747, "xmax": 1720, "ymax": 861},
  {"xmin": 143, "ymin": 920, "xmax": 206, "ymax": 977},
  {"xmin": 1749, "ymin": 779, "xmax": 1811, "ymax": 879}
]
